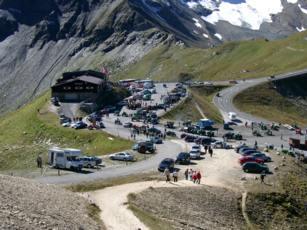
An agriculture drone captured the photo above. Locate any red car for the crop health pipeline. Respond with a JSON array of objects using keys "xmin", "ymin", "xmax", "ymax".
[{"xmin": 239, "ymin": 156, "xmax": 264, "ymax": 165}]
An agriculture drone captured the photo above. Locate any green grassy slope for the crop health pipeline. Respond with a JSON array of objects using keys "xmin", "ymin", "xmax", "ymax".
[
  {"xmin": 234, "ymin": 82, "xmax": 307, "ymax": 126},
  {"xmin": 163, "ymin": 86, "xmax": 225, "ymax": 123},
  {"xmin": 0, "ymin": 93, "xmax": 132, "ymax": 171},
  {"xmin": 114, "ymin": 31, "xmax": 307, "ymax": 81}
]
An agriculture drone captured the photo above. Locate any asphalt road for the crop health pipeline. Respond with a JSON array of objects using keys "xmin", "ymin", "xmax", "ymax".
[
  {"xmin": 37, "ymin": 83, "xmax": 186, "ymax": 185},
  {"xmin": 213, "ymin": 68, "xmax": 307, "ymax": 124},
  {"xmin": 37, "ymin": 70, "xmax": 307, "ymax": 185}
]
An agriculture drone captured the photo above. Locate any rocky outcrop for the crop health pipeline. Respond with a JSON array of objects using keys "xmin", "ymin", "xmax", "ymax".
[
  {"xmin": 0, "ymin": 174, "xmax": 101, "ymax": 229},
  {"xmin": 0, "ymin": 0, "xmax": 171, "ymax": 114}
]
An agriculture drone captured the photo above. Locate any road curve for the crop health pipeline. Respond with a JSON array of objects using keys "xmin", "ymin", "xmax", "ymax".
[
  {"xmin": 37, "ymin": 83, "xmax": 185, "ymax": 185},
  {"xmin": 213, "ymin": 68, "xmax": 307, "ymax": 124}
]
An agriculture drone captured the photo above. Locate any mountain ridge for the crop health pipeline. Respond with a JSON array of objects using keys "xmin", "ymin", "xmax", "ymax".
[{"xmin": 0, "ymin": 0, "xmax": 307, "ymax": 114}]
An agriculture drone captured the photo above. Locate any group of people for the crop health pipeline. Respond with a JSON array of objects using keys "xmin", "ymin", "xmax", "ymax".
[
  {"xmin": 163, "ymin": 168, "xmax": 178, "ymax": 182},
  {"xmin": 184, "ymin": 169, "xmax": 202, "ymax": 184},
  {"xmin": 163, "ymin": 168, "xmax": 202, "ymax": 184}
]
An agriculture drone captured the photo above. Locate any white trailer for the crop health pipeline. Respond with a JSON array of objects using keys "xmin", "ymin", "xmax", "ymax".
[{"xmin": 48, "ymin": 147, "xmax": 83, "ymax": 171}]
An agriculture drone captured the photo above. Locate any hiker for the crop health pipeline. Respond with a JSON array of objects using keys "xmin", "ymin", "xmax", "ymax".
[
  {"xmin": 260, "ymin": 171, "xmax": 266, "ymax": 183},
  {"xmin": 209, "ymin": 147, "xmax": 213, "ymax": 157},
  {"xmin": 196, "ymin": 171, "xmax": 202, "ymax": 184},
  {"xmin": 164, "ymin": 168, "xmax": 171, "ymax": 182},
  {"xmin": 184, "ymin": 169, "xmax": 189, "ymax": 180},
  {"xmin": 281, "ymin": 144, "xmax": 284, "ymax": 150},
  {"xmin": 36, "ymin": 155, "xmax": 43, "ymax": 168},
  {"xmin": 188, "ymin": 169, "xmax": 193, "ymax": 181},
  {"xmin": 192, "ymin": 171, "xmax": 197, "ymax": 183},
  {"xmin": 204, "ymin": 145, "xmax": 208, "ymax": 154},
  {"xmin": 254, "ymin": 141, "xmax": 258, "ymax": 150},
  {"xmin": 173, "ymin": 170, "xmax": 178, "ymax": 182}
]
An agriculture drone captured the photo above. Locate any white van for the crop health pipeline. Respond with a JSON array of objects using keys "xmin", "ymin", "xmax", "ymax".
[
  {"xmin": 228, "ymin": 112, "xmax": 237, "ymax": 121},
  {"xmin": 48, "ymin": 147, "xmax": 83, "ymax": 171}
]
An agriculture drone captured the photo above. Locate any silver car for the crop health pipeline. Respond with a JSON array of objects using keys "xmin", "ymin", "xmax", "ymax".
[{"xmin": 109, "ymin": 152, "xmax": 134, "ymax": 161}]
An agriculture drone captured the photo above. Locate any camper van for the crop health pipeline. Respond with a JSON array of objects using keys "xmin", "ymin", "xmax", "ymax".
[
  {"xmin": 228, "ymin": 112, "xmax": 237, "ymax": 121},
  {"xmin": 48, "ymin": 147, "xmax": 83, "ymax": 171}
]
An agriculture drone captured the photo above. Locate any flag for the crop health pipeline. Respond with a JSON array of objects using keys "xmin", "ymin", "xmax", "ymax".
[{"xmin": 101, "ymin": 66, "xmax": 109, "ymax": 76}]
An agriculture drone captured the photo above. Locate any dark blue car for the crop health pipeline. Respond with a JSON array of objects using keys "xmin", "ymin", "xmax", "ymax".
[{"xmin": 158, "ymin": 158, "xmax": 175, "ymax": 172}]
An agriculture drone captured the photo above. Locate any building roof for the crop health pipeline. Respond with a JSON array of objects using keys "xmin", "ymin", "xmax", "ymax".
[
  {"xmin": 52, "ymin": 75, "xmax": 104, "ymax": 88},
  {"xmin": 78, "ymin": 76, "xmax": 103, "ymax": 85}
]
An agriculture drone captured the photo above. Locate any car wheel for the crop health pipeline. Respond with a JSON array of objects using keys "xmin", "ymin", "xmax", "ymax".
[{"xmin": 244, "ymin": 169, "xmax": 248, "ymax": 173}]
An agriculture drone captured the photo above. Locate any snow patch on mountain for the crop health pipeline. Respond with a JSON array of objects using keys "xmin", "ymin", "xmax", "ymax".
[
  {"xmin": 203, "ymin": 33, "xmax": 209, "ymax": 38},
  {"xmin": 296, "ymin": 26, "xmax": 305, "ymax": 32},
  {"xmin": 186, "ymin": 0, "xmax": 218, "ymax": 11},
  {"xmin": 193, "ymin": 18, "xmax": 203, "ymax": 28},
  {"xmin": 298, "ymin": 4, "xmax": 307, "ymax": 14},
  {"xmin": 214, "ymin": 33, "xmax": 223, "ymax": 40},
  {"xmin": 201, "ymin": 0, "xmax": 284, "ymax": 30}
]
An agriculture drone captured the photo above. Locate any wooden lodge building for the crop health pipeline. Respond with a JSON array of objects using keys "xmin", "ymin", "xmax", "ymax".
[{"xmin": 51, "ymin": 70, "xmax": 107, "ymax": 102}]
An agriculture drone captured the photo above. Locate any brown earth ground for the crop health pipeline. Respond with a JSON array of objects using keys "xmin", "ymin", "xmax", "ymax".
[
  {"xmin": 0, "ymin": 174, "xmax": 104, "ymax": 230},
  {"xmin": 90, "ymin": 141, "xmax": 307, "ymax": 230}
]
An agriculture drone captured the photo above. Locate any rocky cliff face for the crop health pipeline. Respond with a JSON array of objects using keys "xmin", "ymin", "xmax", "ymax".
[
  {"xmin": 0, "ymin": 0, "xmax": 171, "ymax": 114},
  {"xmin": 0, "ymin": 0, "xmax": 306, "ymax": 114}
]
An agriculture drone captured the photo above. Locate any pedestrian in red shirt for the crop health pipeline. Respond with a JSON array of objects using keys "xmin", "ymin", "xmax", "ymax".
[{"xmin": 196, "ymin": 171, "xmax": 202, "ymax": 184}]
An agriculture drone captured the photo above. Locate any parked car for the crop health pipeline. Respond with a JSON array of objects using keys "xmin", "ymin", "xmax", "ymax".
[
  {"xmin": 212, "ymin": 141, "xmax": 232, "ymax": 149},
  {"xmin": 235, "ymin": 144, "xmax": 248, "ymax": 153},
  {"xmin": 239, "ymin": 156, "xmax": 264, "ymax": 165},
  {"xmin": 242, "ymin": 162, "xmax": 269, "ymax": 173},
  {"xmin": 184, "ymin": 135, "xmax": 196, "ymax": 142},
  {"xmin": 74, "ymin": 121, "xmax": 87, "ymax": 129},
  {"xmin": 99, "ymin": 122, "xmax": 105, "ymax": 129},
  {"xmin": 239, "ymin": 147, "xmax": 255, "ymax": 154},
  {"xmin": 123, "ymin": 122, "xmax": 133, "ymax": 128},
  {"xmin": 175, "ymin": 152, "xmax": 190, "ymax": 165},
  {"xmin": 109, "ymin": 152, "xmax": 134, "ymax": 161},
  {"xmin": 62, "ymin": 122, "xmax": 71, "ymax": 127},
  {"xmin": 143, "ymin": 94, "xmax": 151, "ymax": 101},
  {"xmin": 158, "ymin": 158, "xmax": 175, "ymax": 172},
  {"xmin": 133, "ymin": 141, "xmax": 155, "ymax": 153},
  {"xmin": 166, "ymin": 131, "xmax": 176, "ymax": 137},
  {"xmin": 164, "ymin": 121, "xmax": 175, "ymax": 129},
  {"xmin": 189, "ymin": 149, "xmax": 201, "ymax": 160},
  {"xmin": 150, "ymin": 136, "xmax": 163, "ymax": 144},
  {"xmin": 191, "ymin": 145, "xmax": 201, "ymax": 152},
  {"xmin": 79, "ymin": 156, "xmax": 102, "ymax": 168},
  {"xmin": 251, "ymin": 153, "xmax": 272, "ymax": 162},
  {"xmin": 147, "ymin": 127, "xmax": 161, "ymax": 135},
  {"xmin": 242, "ymin": 149, "xmax": 262, "ymax": 156}
]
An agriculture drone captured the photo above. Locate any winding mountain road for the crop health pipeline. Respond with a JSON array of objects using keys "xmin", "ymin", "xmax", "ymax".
[
  {"xmin": 37, "ymin": 69, "xmax": 307, "ymax": 185},
  {"xmin": 213, "ymin": 68, "xmax": 307, "ymax": 124}
]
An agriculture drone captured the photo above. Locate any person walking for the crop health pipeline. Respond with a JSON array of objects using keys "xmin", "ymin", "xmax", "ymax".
[
  {"xmin": 36, "ymin": 154, "xmax": 43, "ymax": 168},
  {"xmin": 209, "ymin": 147, "xmax": 213, "ymax": 157},
  {"xmin": 204, "ymin": 145, "xmax": 208, "ymax": 154},
  {"xmin": 260, "ymin": 170, "xmax": 266, "ymax": 183},
  {"xmin": 192, "ymin": 171, "xmax": 197, "ymax": 183},
  {"xmin": 184, "ymin": 169, "xmax": 189, "ymax": 180},
  {"xmin": 164, "ymin": 168, "xmax": 171, "ymax": 182},
  {"xmin": 173, "ymin": 170, "xmax": 178, "ymax": 182},
  {"xmin": 254, "ymin": 140, "xmax": 258, "ymax": 150},
  {"xmin": 196, "ymin": 171, "xmax": 202, "ymax": 184},
  {"xmin": 188, "ymin": 169, "xmax": 193, "ymax": 181}
]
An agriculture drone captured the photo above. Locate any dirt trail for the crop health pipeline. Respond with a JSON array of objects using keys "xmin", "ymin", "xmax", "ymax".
[
  {"xmin": 90, "ymin": 144, "xmax": 249, "ymax": 230},
  {"xmin": 194, "ymin": 101, "xmax": 206, "ymax": 118},
  {"xmin": 241, "ymin": 191, "xmax": 253, "ymax": 229},
  {"xmin": 90, "ymin": 180, "xmax": 198, "ymax": 230}
]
